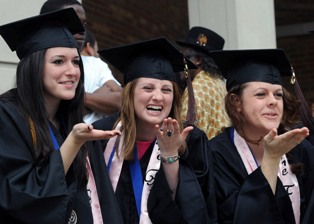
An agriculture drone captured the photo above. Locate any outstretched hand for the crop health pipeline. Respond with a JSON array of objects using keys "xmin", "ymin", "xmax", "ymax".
[
  {"xmin": 263, "ymin": 127, "xmax": 309, "ymax": 159},
  {"xmin": 71, "ymin": 123, "xmax": 121, "ymax": 146},
  {"xmin": 155, "ymin": 117, "xmax": 193, "ymax": 156}
]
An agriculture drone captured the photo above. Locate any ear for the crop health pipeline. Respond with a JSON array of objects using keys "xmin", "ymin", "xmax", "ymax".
[
  {"xmin": 85, "ymin": 42, "xmax": 96, "ymax": 56},
  {"xmin": 230, "ymin": 93, "xmax": 242, "ymax": 112}
]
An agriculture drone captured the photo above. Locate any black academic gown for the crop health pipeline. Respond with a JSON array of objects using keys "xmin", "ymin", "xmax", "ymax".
[
  {"xmin": 93, "ymin": 114, "xmax": 217, "ymax": 224},
  {"xmin": 209, "ymin": 127, "xmax": 314, "ymax": 224},
  {"xmin": 0, "ymin": 92, "xmax": 123, "ymax": 224}
]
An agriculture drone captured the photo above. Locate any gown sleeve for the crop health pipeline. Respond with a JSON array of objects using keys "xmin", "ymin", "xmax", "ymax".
[
  {"xmin": 0, "ymin": 101, "xmax": 73, "ymax": 224},
  {"xmin": 148, "ymin": 126, "xmax": 216, "ymax": 224},
  {"xmin": 209, "ymin": 128, "xmax": 296, "ymax": 224}
]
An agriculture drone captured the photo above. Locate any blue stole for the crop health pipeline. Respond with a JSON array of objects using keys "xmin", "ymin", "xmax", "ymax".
[
  {"xmin": 107, "ymin": 144, "xmax": 143, "ymax": 217},
  {"xmin": 49, "ymin": 125, "xmax": 60, "ymax": 150}
]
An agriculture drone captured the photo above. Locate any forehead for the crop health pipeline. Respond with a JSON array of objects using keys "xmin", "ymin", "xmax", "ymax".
[
  {"xmin": 136, "ymin": 77, "xmax": 173, "ymax": 86},
  {"xmin": 45, "ymin": 47, "xmax": 79, "ymax": 57},
  {"xmin": 243, "ymin": 81, "xmax": 283, "ymax": 90}
]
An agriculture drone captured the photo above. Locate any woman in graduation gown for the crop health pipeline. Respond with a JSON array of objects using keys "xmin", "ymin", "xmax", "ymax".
[
  {"xmin": 0, "ymin": 9, "xmax": 123, "ymax": 224},
  {"xmin": 92, "ymin": 37, "xmax": 217, "ymax": 224},
  {"xmin": 208, "ymin": 49, "xmax": 314, "ymax": 224}
]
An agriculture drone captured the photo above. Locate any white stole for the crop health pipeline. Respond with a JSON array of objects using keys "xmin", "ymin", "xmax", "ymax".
[
  {"xmin": 104, "ymin": 122, "xmax": 160, "ymax": 224},
  {"xmin": 233, "ymin": 129, "xmax": 300, "ymax": 224}
]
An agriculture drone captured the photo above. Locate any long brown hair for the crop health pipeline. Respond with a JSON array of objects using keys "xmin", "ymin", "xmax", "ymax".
[{"xmin": 115, "ymin": 79, "xmax": 184, "ymax": 160}]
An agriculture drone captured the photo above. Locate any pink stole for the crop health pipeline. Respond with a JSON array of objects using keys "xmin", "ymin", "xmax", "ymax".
[
  {"xmin": 233, "ymin": 129, "xmax": 300, "ymax": 224},
  {"xmin": 104, "ymin": 122, "xmax": 160, "ymax": 224},
  {"xmin": 86, "ymin": 156, "xmax": 104, "ymax": 224}
]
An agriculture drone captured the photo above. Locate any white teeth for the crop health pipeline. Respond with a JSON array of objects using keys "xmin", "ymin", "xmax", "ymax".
[
  {"xmin": 63, "ymin": 81, "xmax": 73, "ymax": 84},
  {"xmin": 147, "ymin": 105, "xmax": 162, "ymax": 111}
]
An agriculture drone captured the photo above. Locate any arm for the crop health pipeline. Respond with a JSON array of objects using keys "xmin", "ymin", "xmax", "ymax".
[
  {"xmin": 155, "ymin": 118, "xmax": 193, "ymax": 199},
  {"xmin": 261, "ymin": 127, "xmax": 309, "ymax": 193},
  {"xmin": 60, "ymin": 123, "xmax": 120, "ymax": 173},
  {"xmin": 84, "ymin": 81, "xmax": 122, "ymax": 115}
]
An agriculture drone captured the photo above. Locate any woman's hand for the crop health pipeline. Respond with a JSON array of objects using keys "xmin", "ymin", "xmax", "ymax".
[
  {"xmin": 155, "ymin": 117, "xmax": 193, "ymax": 156},
  {"xmin": 70, "ymin": 123, "xmax": 121, "ymax": 146},
  {"xmin": 261, "ymin": 127, "xmax": 309, "ymax": 194},
  {"xmin": 60, "ymin": 123, "xmax": 121, "ymax": 173},
  {"xmin": 263, "ymin": 127, "xmax": 309, "ymax": 159}
]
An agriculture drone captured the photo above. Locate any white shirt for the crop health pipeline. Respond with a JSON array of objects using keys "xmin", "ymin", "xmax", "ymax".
[{"xmin": 81, "ymin": 55, "xmax": 120, "ymax": 124}]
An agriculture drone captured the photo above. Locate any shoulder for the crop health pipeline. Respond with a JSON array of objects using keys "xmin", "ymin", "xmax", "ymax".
[{"xmin": 208, "ymin": 128, "xmax": 233, "ymax": 153}]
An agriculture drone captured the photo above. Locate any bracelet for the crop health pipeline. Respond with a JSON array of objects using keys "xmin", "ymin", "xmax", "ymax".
[{"xmin": 160, "ymin": 155, "xmax": 180, "ymax": 164}]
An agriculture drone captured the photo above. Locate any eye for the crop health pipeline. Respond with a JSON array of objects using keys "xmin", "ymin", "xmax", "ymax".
[
  {"xmin": 162, "ymin": 87, "xmax": 173, "ymax": 93},
  {"xmin": 53, "ymin": 59, "xmax": 63, "ymax": 65},
  {"xmin": 143, "ymin": 86, "xmax": 154, "ymax": 91},
  {"xmin": 255, "ymin": 92, "xmax": 265, "ymax": 97},
  {"xmin": 73, "ymin": 59, "xmax": 80, "ymax": 66},
  {"xmin": 274, "ymin": 92, "xmax": 283, "ymax": 98}
]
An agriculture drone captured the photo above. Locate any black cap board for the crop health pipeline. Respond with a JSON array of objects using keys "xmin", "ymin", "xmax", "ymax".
[
  {"xmin": 0, "ymin": 8, "xmax": 84, "ymax": 59},
  {"xmin": 98, "ymin": 37, "xmax": 196, "ymax": 85},
  {"xmin": 209, "ymin": 49, "xmax": 293, "ymax": 91}
]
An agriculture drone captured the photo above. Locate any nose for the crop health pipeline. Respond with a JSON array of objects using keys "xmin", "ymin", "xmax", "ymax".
[
  {"xmin": 268, "ymin": 94, "xmax": 278, "ymax": 107},
  {"xmin": 152, "ymin": 89, "xmax": 163, "ymax": 101},
  {"xmin": 65, "ymin": 62, "xmax": 79, "ymax": 77}
]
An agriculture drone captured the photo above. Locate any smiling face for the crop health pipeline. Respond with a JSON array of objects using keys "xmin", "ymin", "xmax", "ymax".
[
  {"xmin": 43, "ymin": 47, "xmax": 81, "ymax": 105},
  {"xmin": 239, "ymin": 81, "xmax": 284, "ymax": 138},
  {"xmin": 133, "ymin": 77, "xmax": 174, "ymax": 127}
]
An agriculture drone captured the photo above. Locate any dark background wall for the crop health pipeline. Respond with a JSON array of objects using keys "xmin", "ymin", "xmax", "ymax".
[
  {"xmin": 83, "ymin": 0, "xmax": 314, "ymax": 104},
  {"xmin": 275, "ymin": 0, "xmax": 314, "ymax": 104},
  {"xmin": 83, "ymin": 0, "xmax": 189, "ymax": 84}
]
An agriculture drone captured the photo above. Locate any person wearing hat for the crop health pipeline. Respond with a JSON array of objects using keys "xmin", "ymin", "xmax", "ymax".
[
  {"xmin": 40, "ymin": 0, "xmax": 122, "ymax": 124},
  {"xmin": 176, "ymin": 26, "xmax": 230, "ymax": 140},
  {"xmin": 92, "ymin": 37, "xmax": 217, "ymax": 223},
  {"xmin": 0, "ymin": 8, "xmax": 123, "ymax": 224},
  {"xmin": 208, "ymin": 49, "xmax": 314, "ymax": 223}
]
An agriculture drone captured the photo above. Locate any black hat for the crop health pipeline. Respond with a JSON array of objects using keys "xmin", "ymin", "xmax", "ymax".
[
  {"xmin": 209, "ymin": 49, "xmax": 293, "ymax": 91},
  {"xmin": 0, "ymin": 8, "xmax": 84, "ymax": 59},
  {"xmin": 98, "ymin": 37, "xmax": 196, "ymax": 85},
  {"xmin": 176, "ymin": 26, "xmax": 225, "ymax": 52}
]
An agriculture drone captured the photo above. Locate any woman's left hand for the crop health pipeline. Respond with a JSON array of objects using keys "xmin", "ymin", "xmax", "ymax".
[{"xmin": 155, "ymin": 117, "xmax": 193, "ymax": 156}]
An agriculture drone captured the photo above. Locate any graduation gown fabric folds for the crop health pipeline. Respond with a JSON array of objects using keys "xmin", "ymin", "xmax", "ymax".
[
  {"xmin": 0, "ymin": 90, "xmax": 123, "ymax": 224},
  {"xmin": 209, "ymin": 127, "xmax": 314, "ymax": 224},
  {"xmin": 93, "ymin": 114, "xmax": 217, "ymax": 224}
]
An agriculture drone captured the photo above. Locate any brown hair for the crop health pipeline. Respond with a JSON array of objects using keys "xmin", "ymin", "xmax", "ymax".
[{"xmin": 225, "ymin": 83, "xmax": 300, "ymax": 143}]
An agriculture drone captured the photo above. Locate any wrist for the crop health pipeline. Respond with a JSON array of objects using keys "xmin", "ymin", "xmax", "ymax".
[{"xmin": 160, "ymin": 154, "xmax": 180, "ymax": 164}]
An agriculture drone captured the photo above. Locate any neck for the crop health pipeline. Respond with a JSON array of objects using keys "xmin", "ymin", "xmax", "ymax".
[
  {"xmin": 45, "ymin": 99, "xmax": 60, "ymax": 129},
  {"xmin": 247, "ymin": 141, "xmax": 265, "ymax": 164},
  {"xmin": 136, "ymin": 122, "xmax": 156, "ymax": 142}
]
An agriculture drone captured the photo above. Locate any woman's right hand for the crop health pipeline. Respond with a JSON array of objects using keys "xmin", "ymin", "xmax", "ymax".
[
  {"xmin": 261, "ymin": 127, "xmax": 309, "ymax": 194},
  {"xmin": 70, "ymin": 123, "xmax": 121, "ymax": 146},
  {"xmin": 60, "ymin": 123, "xmax": 121, "ymax": 173},
  {"xmin": 263, "ymin": 127, "xmax": 309, "ymax": 159}
]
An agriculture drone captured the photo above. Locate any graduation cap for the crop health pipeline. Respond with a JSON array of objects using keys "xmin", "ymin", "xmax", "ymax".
[
  {"xmin": 211, "ymin": 48, "xmax": 314, "ymax": 133},
  {"xmin": 98, "ymin": 37, "xmax": 196, "ymax": 85},
  {"xmin": 0, "ymin": 8, "xmax": 84, "ymax": 59},
  {"xmin": 176, "ymin": 26, "xmax": 225, "ymax": 53},
  {"xmin": 209, "ymin": 49, "xmax": 293, "ymax": 91}
]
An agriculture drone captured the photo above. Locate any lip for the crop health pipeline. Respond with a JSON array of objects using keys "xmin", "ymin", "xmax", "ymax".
[
  {"xmin": 147, "ymin": 104, "xmax": 163, "ymax": 110},
  {"xmin": 262, "ymin": 112, "xmax": 278, "ymax": 119},
  {"xmin": 59, "ymin": 80, "xmax": 76, "ymax": 88}
]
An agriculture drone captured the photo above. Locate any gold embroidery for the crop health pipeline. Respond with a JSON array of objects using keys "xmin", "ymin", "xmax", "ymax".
[{"xmin": 28, "ymin": 117, "xmax": 37, "ymax": 147}]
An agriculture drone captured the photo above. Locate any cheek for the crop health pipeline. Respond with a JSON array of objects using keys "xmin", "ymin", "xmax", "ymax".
[{"xmin": 165, "ymin": 95, "xmax": 174, "ymax": 110}]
